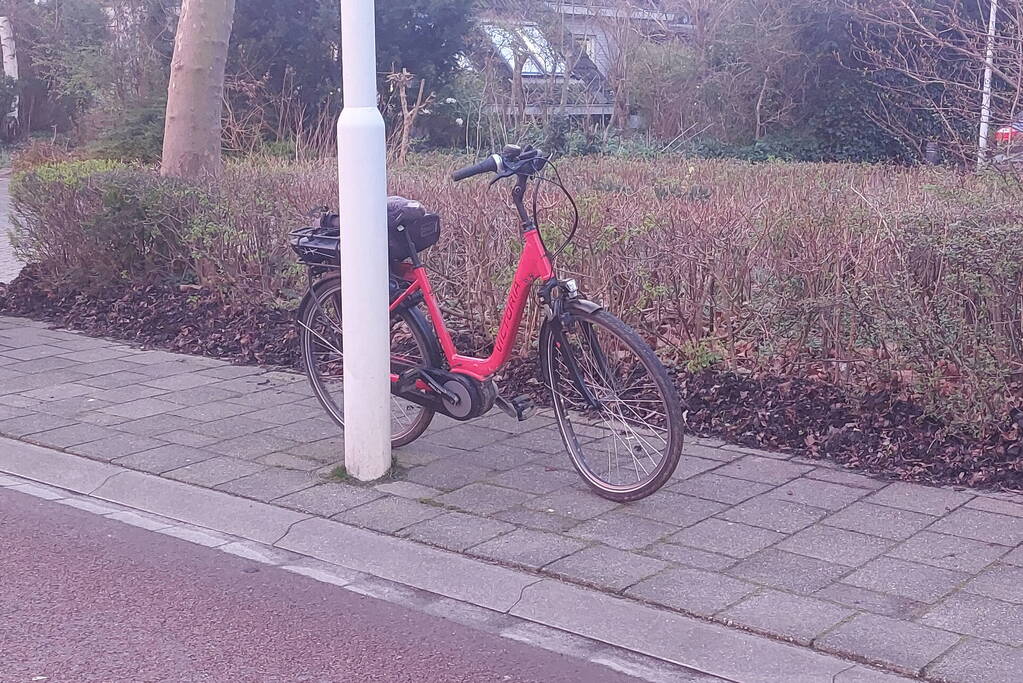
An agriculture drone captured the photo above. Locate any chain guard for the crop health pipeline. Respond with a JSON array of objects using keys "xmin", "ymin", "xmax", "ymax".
[{"xmin": 394, "ymin": 370, "xmax": 496, "ymax": 422}]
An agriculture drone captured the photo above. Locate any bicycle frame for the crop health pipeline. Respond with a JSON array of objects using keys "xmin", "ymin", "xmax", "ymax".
[{"xmin": 389, "ymin": 229, "xmax": 554, "ymax": 382}]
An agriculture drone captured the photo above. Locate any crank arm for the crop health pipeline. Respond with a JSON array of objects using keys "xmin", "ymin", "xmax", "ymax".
[
  {"xmin": 393, "ymin": 368, "xmax": 459, "ymax": 403},
  {"xmin": 391, "ymin": 384, "xmax": 446, "ymax": 412}
]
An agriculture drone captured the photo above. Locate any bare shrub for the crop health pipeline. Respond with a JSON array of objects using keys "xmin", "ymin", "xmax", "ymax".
[
  {"xmin": 11, "ymin": 155, "xmax": 1023, "ymax": 432},
  {"xmin": 10, "ymin": 139, "xmax": 72, "ymax": 172}
]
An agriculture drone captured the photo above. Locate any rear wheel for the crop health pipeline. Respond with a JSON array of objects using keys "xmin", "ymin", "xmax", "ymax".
[
  {"xmin": 541, "ymin": 308, "xmax": 684, "ymax": 501},
  {"xmin": 298, "ymin": 276, "xmax": 439, "ymax": 447}
]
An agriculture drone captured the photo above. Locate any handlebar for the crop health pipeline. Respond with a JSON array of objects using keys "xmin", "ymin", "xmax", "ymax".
[
  {"xmin": 449, "ymin": 143, "xmax": 578, "ymax": 257},
  {"xmin": 451, "ymin": 144, "xmax": 546, "ymax": 183},
  {"xmin": 451, "ymin": 154, "xmax": 503, "ymax": 182}
]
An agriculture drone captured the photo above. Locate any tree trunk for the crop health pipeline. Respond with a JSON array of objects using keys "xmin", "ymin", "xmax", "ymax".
[
  {"xmin": 0, "ymin": 16, "xmax": 19, "ymax": 123},
  {"xmin": 161, "ymin": 0, "xmax": 236, "ymax": 179},
  {"xmin": 754, "ymin": 73, "xmax": 768, "ymax": 140}
]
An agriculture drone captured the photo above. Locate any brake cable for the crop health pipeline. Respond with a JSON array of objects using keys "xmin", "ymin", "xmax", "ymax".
[{"xmin": 529, "ymin": 157, "xmax": 580, "ymax": 262}]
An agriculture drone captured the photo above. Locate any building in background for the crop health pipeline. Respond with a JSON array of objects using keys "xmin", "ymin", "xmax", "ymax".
[{"xmin": 468, "ymin": 1, "xmax": 692, "ymax": 131}]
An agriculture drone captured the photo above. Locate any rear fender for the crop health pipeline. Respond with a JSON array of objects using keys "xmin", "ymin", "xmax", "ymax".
[
  {"xmin": 295, "ymin": 283, "xmax": 325, "ymax": 325},
  {"xmin": 295, "ymin": 274, "xmax": 419, "ymax": 323}
]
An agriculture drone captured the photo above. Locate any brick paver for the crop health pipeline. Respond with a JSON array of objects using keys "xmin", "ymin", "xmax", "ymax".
[
  {"xmin": 817, "ymin": 613, "xmax": 961, "ymax": 674},
  {"xmin": 546, "ymin": 544, "xmax": 668, "ymax": 591},
  {"xmin": 627, "ymin": 565, "xmax": 756, "ymax": 616},
  {"xmin": 921, "ymin": 593, "xmax": 1023, "ymax": 646},
  {"xmin": 843, "ymin": 556, "xmax": 968, "ymax": 603},
  {"xmin": 274, "ymin": 482, "xmax": 381, "ymax": 517},
  {"xmin": 925, "ymin": 637, "xmax": 1023, "ymax": 683},
  {"xmin": 402, "ymin": 511, "xmax": 514, "ymax": 552},
  {"xmin": 1, "ymin": 314, "xmax": 1022, "ymax": 682},
  {"xmin": 720, "ymin": 589, "xmax": 854, "ymax": 646},
  {"xmin": 468, "ymin": 527, "xmax": 587, "ymax": 569}
]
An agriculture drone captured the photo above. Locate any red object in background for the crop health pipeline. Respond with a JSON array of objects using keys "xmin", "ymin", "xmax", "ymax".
[
  {"xmin": 996, "ymin": 113, "xmax": 1023, "ymax": 144},
  {"xmin": 995, "ymin": 125, "xmax": 1022, "ymax": 144}
]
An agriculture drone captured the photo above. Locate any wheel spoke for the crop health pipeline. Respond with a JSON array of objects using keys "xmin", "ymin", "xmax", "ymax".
[{"xmin": 298, "ymin": 320, "xmax": 345, "ymax": 358}]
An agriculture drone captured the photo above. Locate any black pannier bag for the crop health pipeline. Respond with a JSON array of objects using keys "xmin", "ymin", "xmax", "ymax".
[
  {"xmin": 386, "ymin": 196, "xmax": 441, "ymax": 260},
  {"xmin": 289, "ymin": 196, "xmax": 441, "ymax": 266}
]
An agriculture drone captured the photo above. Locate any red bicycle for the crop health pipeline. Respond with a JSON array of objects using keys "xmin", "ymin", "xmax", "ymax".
[{"xmin": 291, "ymin": 145, "xmax": 685, "ymax": 501}]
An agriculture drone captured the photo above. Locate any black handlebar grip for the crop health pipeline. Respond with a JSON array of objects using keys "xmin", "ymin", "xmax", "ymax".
[{"xmin": 452, "ymin": 154, "xmax": 501, "ymax": 182}]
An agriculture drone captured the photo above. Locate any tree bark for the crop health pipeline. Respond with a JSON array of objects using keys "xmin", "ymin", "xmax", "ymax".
[
  {"xmin": 0, "ymin": 16, "xmax": 19, "ymax": 122},
  {"xmin": 161, "ymin": 0, "xmax": 236, "ymax": 179}
]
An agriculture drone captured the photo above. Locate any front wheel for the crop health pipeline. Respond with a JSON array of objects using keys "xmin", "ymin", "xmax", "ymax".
[{"xmin": 541, "ymin": 308, "xmax": 685, "ymax": 501}]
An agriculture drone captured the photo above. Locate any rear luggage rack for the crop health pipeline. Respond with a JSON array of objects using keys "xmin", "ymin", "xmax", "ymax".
[
  {"xmin": 290, "ymin": 198, "xmax": 440, "ymax": 274},
  {"xmin": 289, "ymin": 225, "xmax": 340, "ymax": 269}
]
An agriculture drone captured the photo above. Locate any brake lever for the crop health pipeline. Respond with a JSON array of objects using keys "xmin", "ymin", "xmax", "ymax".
[
  {"xmin": 488, "ymin": 168, "xmax": 516, "ymax": 186},
  {"xmin": 487, "ymin": 148, "xmax": 550, "ymax": 186}
]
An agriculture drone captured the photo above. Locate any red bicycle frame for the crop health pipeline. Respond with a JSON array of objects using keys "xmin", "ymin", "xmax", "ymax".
[{"xmin": 389, "ymin": 229, "xmax": 554, "ymax": 382}]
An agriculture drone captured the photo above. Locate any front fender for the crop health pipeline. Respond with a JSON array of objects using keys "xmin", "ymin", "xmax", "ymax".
[
  {"xmin": 563, "ymin": 297, "xmax": 602, "ymax": 315},
  {"xmin": 537, "ymin": 297, "xmax": 602, "ymax": 379},
  {"xmin": 540, "ymin": 297, "xmax": 602, "ymax": 336}
]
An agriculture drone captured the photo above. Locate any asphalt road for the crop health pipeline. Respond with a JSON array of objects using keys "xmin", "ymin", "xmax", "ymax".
[{"xmin": 0, "ymin": 486, "xmax": 641, "ymax": 683}]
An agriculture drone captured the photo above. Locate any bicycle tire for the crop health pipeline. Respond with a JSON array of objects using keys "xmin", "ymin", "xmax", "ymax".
[
  {"xmin": 297, "ymin": 276, "xmax": 440, "ymax": 448},
  {"xmin": 540, "ymin": 308, "xmax": 685, "ymax": 501}
]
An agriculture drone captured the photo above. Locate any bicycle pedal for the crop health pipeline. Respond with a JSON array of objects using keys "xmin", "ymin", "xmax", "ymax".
[{"xmin": 496, "ymin": 394, "xmax": 535, "ymax": 421}]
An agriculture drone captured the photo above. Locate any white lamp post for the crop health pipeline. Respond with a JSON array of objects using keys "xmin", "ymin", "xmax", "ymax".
[
  {"xmin": 978, "ymin": 0, "xmax": 998, "ymax": 169},
  {"xmin": 337, "ymin": 0, "xmax": 392, "ymax": 480}
]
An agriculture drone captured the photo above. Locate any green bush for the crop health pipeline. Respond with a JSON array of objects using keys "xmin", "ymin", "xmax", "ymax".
[
  {"xmin": 85, "ymin": 99, "xmax": 166, "ymax": 163},
  {"xmin": 684, "ymin": 133, "xmax": 827, "ymax": 162},
  {"xmin": 12, "ymin": 162, "xmax": 195, "ymax": 285},
  {"xmin": 24, "ymin": 158, "xmax": 123, "ymax": 185}
]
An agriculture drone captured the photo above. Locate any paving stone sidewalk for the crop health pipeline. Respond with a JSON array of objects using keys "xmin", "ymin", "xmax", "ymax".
[{"xmin": 2, "ymin": 315, "xmax": 1022, "ymax": 682}]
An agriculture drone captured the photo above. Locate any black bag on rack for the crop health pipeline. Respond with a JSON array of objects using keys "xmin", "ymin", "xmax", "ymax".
[
  {"xmin": 289, "ymin": 196, "xmax": 441, "ymax": 266},
  {"xmin": 385, "ymin": 196, "xmax": 441, "ymax": 260}
]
